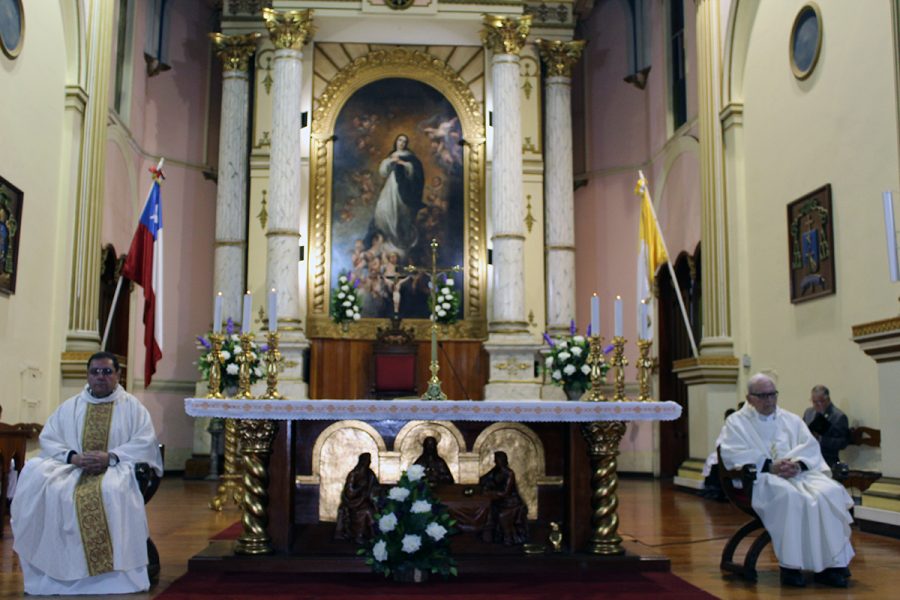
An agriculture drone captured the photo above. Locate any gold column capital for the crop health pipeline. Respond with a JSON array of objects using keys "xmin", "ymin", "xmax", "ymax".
[
  {"xmin": 536, "ymin": 39, "xmax": 586, "ymax": 78},
  {"xmin": 209, "ymin": 32, "xmax": 261, "ymax": 72},
  {"xmin": 481, "ymin": 14, "xmax": 532, "ymax": 56},
  {"xmin": 262, "ymin": 7, "xmax": 315, "ymax": 50}
]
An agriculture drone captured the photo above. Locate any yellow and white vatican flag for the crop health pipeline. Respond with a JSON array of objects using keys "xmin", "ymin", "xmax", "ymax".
[{"xmin": 635, "ymin": 171, "xmax": 698, "ymax": 356}]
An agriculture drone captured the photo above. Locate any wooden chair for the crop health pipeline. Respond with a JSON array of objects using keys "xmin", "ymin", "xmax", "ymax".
[
  {"xmin": 370, "ymin": 318, "xmax": 418, "ymax": 399},
  {"xmin": 717, "ymin": 447, "xmax": 771, "ymax": 582},
  {"xmin": 0, "ymin": 421, "xmax": 43, "ymax": 537},
  {"xmin": 840, "ymin": 426, "xmax": 882, "ymax": 493}
]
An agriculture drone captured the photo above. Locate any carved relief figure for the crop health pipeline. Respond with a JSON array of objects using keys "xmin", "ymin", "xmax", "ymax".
[
  {"xmin": 334, "ymin": 453, "xmax": 381, "ymax": 543},
  {"xmin": 479, "ymin": 451, "xmax": 528, "ymax": 545}
]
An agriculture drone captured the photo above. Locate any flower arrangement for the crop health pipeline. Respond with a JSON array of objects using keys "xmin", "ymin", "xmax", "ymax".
[
  {"xmin": 359, "ymin": 464, "xmax": 458, "ymax": 581},
  {"xmin": 331, "ymin": 273, "xmax": 362, "ymax": 325},
  {"xmin": 428, "ymin": 274, "xmax": 461, "ymax": 325},
  {"xmin": 542, "ymin": 320, "xmax": 610, "ymax": 395},
  {"xmin": 197, "ymin": 318, "xmax": 264, "ymax": 391}
]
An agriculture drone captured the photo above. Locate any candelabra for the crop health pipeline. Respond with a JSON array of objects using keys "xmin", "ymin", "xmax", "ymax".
[
  {"xmin": 260, "ymin": 331, "xmax": 283, "ymax": 399},
  {"xmin": 610, "ymin": 336, "xmax": 628, "ymax": 401},
  {"xmin": 209, "ymin": 416, "xmax": 242, "ymax": 511},
  {"xmin": 205, "ymin": 333, "xmax": 225, "ymax": 398},
  {"xmin": 584, "ymin": 335, "xmax": 608, "ymax": 402},
  {"xmin": 636, "ymin": 338, "xmax": 653, "ymax": 401},
  {"xmin": 235, "ymin": 332, "xmax": 255, "ymax": 399}
]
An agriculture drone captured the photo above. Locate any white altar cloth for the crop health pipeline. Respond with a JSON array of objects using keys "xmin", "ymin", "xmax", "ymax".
[{"xmin": 184, "ymin": 398, "xmax": 682, "ymax": 423}]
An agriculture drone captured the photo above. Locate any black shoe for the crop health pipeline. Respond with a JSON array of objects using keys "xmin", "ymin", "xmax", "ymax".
[
  {"xmin": 780, "ymin": 567, "xmax": 806, "ymax": 587},
  {"xmin": 814, "ymin": 569, "xmax": 849, "ymax": 588}
]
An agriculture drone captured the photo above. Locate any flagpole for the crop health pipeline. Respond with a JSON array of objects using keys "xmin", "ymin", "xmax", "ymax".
[
  {"xmin": 639, "ymin": 170, "xmax": 699, "ymax": 358},
  {"xmin": 101, "ymin": 158, "xmax": 165, "ymax": 353}
]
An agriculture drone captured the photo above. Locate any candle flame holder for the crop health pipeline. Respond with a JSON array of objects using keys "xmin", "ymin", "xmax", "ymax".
[
  {"xmin": 610, "ymin": 336, "xmax": 628, "ymax": 401},
  {"xmin": 260, "ymin": 331, "xmax": 283, "ymax": 399},
  {"xmin": 584, "ymin": 335, "xmax": 608, "ymax": 402},
  {"xmin": 235, "ymin": 332, "xmax": 255, "ymax": 400},
  {"xmin": 636, "ymin": 338, "xmax": 653, "ymax": 401},
  {"xmin": 205, "ymin": 333, "xmax": 225, "ymax": 399}
]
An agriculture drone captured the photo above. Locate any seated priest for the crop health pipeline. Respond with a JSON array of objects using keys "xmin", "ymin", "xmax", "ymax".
[
  {"xmin": 335, "ymin": 452, "xmax": 381, "ymax": 543},
  {"xmin": 11, "ymin": 352, "xmax": 163, "ymax": 595},
  {"xmin": 414, "ymin": 436, "xmax": 454, "ymax": 485},
  {"xmin": 719, "ymin": 373, "xmax": 854, "ymax": 588},
  {"xmin": 479, "ymin": 451, "xmax": 528, "ymax": 545}
]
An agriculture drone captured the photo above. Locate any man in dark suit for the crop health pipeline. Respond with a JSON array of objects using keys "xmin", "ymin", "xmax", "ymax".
[{"xmin": 803, "ymin": 385, "xmax": 850, "ymax": 469}]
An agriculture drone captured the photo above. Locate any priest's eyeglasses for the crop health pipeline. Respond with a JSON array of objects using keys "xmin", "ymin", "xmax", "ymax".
[
  {"xmin": 751, "ymin": 391, "xmax": 778, "ymax": 400},
  {"xmin": 89, "ymin": 367, "xmax": 115, "ymax": 376}
]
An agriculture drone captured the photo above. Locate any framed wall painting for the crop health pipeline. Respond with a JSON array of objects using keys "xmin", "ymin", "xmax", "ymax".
[
  {"xmin": 788, "ymin": 184, "xmax": 835, "ymax": 303},
  {"xmin": 0, "ymin": 174, "xmax": 23, "ymax": 294},
  {"xmin": 0, "ymin": 0, "xmax": 24, "ymax": 59}
]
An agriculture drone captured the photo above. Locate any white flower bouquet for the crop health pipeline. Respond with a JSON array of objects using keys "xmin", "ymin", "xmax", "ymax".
[
  {"xmin": 358, "ymin": 464, "xmax": 458, "ymax": 580},
  {"xmin": 542, "ymin": 320, "xmax": 610, "ymax": 396},
  {"xmin": 197, "ymin": 318, "xmax": 264, "ymax": 391},
  {"xmin": 330, "ymin": 273, "xmax": 362, "ymax": 325},
  {"xmin": 428, "ymin": 274, "xmax": 461, "ymax": 325}
]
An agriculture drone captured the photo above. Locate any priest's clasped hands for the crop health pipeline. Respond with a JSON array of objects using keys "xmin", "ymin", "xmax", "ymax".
[
  {"xmin": 771, "ymin": 458, "xmax": 802, "ymax": 479},
  {"xmin": 71, "ymin": 451, "xmax": 114, "ymax": 475}
]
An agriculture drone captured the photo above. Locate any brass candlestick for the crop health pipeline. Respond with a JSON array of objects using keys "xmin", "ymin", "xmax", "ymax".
[
  {"xmin": 205, "ymin": 333, "xmax": 225, "ymax": 398},
  {"xmin": 636, "ymin": 338, "xmax": 653, "ymax": 401},
  {"xmin": 610, "ymin": 336, "xmax": 628, "ymax": 401},
  {"xmin": 584, "ymin": 335, "xmax": 608, "ymax": 402},
  {"xmin": 261, "ymin": 331, "xmax": 283, "ymax": 399},
  {"xmin": 234, "ymin": 418, "xmax": 278, "ymax": 555},
  {"xmin": 235, "ymin": 332, "xmax": 255, "ymax": 400}
]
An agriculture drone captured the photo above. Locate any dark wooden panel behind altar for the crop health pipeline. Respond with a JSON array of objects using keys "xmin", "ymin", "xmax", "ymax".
[{"xmin": 309, "ymin": 338, "xmax": 489, "ymax": 400}]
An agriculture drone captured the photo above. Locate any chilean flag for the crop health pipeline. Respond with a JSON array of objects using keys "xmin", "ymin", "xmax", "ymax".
[{"xmin": 122, "ymin": 165, "xmax": 164, "ymax": 386}]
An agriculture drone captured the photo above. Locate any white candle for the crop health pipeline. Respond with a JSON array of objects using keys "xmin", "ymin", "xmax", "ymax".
[
  {"xmin": 241, "ymin": 291, "xmax": 252, "ymax": 333},
  {"xmin": 268, "ymin": 288, "xmax": 277, "ymax": 332},
  {"xmin": 640, "ymin": 299, "xmax": 649, "ymax": 339},
  {"xmin": 614, "ymin": 295, "xmax": 623, "ymax": 337},
  {"xmin": 591, "ymin": 294, "xmax": 600, "ymax": 336},
  {"xmin": 213, "ymin": 292, "xmax": 223, "ymax": 333}
]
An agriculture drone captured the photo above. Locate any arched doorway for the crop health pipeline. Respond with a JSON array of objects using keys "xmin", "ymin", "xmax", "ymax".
[{"xmin": 657, "ymin": 244, "xmax": 701, "ymax": 477}]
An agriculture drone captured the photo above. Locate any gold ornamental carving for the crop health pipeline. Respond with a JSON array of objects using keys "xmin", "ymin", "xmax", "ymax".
[
  {"xmin": 481, "ymin": 14, "xmax": 532, "ymax": 56},
  {"xmin": 307, "ymin": 47, "xmax": 487, "ymax": 340},
  {"xmin": 852, "ymin": 317, "xmax": 900, "ymax": 337},
  {"xmin": 580, "ymin": 420, "xmax": 627, "ymax": 555},
  {"xmin": 235, "ymin": 418, "xmax": 278, "ymax": 555},
  {"xmin": 209, "ymin": 32, "xmax": 261, "ymax": 72},
  {"xmin": 536, "ymin": 39, "xmax": 586, "ymax": 78},
  {"xmin": 262, "ymin": 8, "xmax": 315, "ymax": 50}
]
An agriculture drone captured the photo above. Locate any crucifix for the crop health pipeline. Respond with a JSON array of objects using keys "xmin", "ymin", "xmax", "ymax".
[{"xmin": 405, "ymin": 238, "xmax": 460, "ymax": 400}]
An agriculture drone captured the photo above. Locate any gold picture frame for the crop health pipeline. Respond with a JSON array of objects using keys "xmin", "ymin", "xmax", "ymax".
[
  {"xmin": 790, "ymin": 2, "xmax": 823, "ymax": 81},
  {"xmin": 307, "ymin": 48, "xmax": 487, "ymax": 340}
]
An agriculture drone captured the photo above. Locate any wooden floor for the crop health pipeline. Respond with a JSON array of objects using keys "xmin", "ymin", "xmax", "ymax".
[{"xmin": 0, "ymin": 477, "xmax": 897, "ymax": 598}]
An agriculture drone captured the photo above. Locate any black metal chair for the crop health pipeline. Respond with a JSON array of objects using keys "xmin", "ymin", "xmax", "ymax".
[
  {"xmin": 135, "ymin": 444, "xmax": 164, "ymax": 586},
  {"xmin": 717, "ymin": 447, "xmax": 771, "ymax": 582}
]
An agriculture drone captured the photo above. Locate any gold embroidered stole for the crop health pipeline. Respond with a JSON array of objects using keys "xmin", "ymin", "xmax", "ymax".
[{"xmin": 74, "ymin": 401, "xmax": 115, "ymax": 576}]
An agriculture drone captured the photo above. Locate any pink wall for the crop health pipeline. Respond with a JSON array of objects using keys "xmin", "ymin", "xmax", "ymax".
[
  {"xmin": 101, "ymin": 0, "xmax": 218, "ymax": 457},
  {"xmin": 575, "ymin": 0, "xmax": 701, "ymax": 368}
]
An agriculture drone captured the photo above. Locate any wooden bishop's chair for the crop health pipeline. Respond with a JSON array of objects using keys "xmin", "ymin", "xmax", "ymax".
[
  {"xmin": 717, "ymin": 447, "xmax": 772, "ymax": 582},
  {"xmin": 370, "ymin": 318, "xmax": 418, "ymax": 399}
]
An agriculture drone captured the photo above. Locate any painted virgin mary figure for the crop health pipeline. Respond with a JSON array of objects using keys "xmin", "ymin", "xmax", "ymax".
[{"xmin": 371, "ymin": 134, "xmax": 425, "ymax": 258}]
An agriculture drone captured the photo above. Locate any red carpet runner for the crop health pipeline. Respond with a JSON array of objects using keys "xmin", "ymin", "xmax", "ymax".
[{"xmin": 156, "ymin": 571, "xmax": 717, "ymax": 599}]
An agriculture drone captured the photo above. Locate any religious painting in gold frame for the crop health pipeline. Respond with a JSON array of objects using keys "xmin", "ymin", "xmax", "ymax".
[
  {"xmin": 788, "ymin": 184, "xmax": 835, "ymax": 303},
  {"xmin": 307, "ymin": 48, "xmax": 487, "ymax": 340}
]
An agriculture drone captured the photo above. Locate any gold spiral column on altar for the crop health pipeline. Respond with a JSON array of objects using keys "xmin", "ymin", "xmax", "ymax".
[{"xmin": 235, "ymin": 418, "xmax": 279, "ymax": 555}]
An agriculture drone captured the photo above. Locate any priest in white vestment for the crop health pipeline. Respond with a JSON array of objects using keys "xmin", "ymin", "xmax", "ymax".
[
  {"xmin": 11, "ymin": 352, "xmax": 163, "ymax": 595},
  {"xmin": 719, "ymin": 373, "xmax": 854, "ymax": 588}
]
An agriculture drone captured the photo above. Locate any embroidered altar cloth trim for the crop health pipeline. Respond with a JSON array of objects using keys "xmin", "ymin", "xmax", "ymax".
[{"xmin": 184, "ymin": 398, "xmax": 682, "ymax": 422}]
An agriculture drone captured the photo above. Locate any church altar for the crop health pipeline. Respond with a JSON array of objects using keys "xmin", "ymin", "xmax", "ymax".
[
  {"xmin": 184, "ymin": 398, "xmax": 681, "ymax": 423},
  {"xmin": 184, "ymin": 397, "xmax": 681, "ymax": 560}
]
